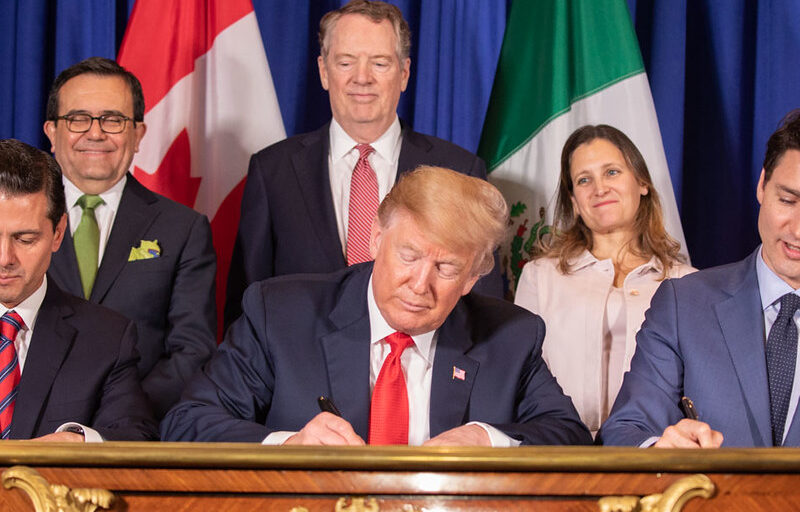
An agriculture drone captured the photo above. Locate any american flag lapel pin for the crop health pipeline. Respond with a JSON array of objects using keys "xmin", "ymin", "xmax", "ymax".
[{"xmin": 452, "ymin": 366, "xmax": 466, "ymax": 381}]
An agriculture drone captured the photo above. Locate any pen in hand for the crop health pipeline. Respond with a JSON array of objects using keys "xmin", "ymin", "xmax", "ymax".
[
  {"xmin": 680, "ymin": 396, "xmax": 698, "ymax": 420},
  {"xmin": 318, "ymin": 396, "xmax": 342, "ymax": 417}
]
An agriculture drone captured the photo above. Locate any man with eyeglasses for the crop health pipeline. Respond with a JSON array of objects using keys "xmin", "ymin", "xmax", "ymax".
[{"xmin": 43, "ymin": 57, "xmax": 217, "ymax": 420}]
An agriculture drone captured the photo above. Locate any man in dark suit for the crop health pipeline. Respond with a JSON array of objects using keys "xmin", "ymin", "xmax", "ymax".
[
  {"xmin": 225, "ymin": 0, "xmax": 501, "ymax": 329},
  {"xmin": 43, "ymin": 57, "xmax": 217, "ymax": 418},
  {"xmin": 163, "ymin": 166, "xmax": 590, "ymax": 446},
  {"xmin": 600, "ymin": 110, "xmax": 800, "ymax": 448},
  {"xmin": 0, "ymin": 139, "xmax": 157, "ymax": 441}
]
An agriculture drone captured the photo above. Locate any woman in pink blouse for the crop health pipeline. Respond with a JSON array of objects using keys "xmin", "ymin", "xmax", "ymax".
[{"xmin": 514, "ymin": 125, "xmax": 694, "ymax": 437}]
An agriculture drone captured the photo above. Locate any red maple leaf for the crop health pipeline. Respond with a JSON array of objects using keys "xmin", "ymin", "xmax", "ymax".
[{"xmin": 133, "ymin": 128, "xmax": 201, "ymax": 209}]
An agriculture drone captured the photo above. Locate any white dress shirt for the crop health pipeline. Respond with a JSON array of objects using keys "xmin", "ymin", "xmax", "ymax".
[
  {"xmin": 1, "ymin": 277, "xmax": 101, "ymax": 442},
  {"xmin": 264, "ymin": 275, "xmax": 518, "ymax": 446},
  {"xmin": 328, "ymin": 117, "xmax": 402, "ymax": 256},
  {"xmin": 515, "ymin": 252, "xmax": 696, "ymax": 435},
  {"xmin": 63, "ymin": 174, "xmax": 126, "ymax": 262}
]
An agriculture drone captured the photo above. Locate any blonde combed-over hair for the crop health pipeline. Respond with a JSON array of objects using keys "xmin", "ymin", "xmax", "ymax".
[{"xmin": 377, "ymin": 166, "xmax": 508, "ymax": 276}]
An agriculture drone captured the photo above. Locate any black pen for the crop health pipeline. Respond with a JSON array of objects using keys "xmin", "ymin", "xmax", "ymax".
[
  {"xmin": 318, "ymin": 396, "xmax": 342, "ymax": 417},
  {"xmin": 680, "ymin": 396, "xmax": 698, "ymax": 420}
]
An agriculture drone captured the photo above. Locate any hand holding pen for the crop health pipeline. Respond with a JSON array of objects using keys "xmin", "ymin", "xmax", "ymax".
[{"xmin": 653, "ymin": 396, "xmax": 723, "ymax": 448}]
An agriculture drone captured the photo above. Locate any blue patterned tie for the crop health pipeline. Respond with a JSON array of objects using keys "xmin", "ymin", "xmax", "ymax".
[
  {"xmin": 766, "ymin": 293, "xmax": 800, "ymax": 446},
  {"xmin": 0, "ymin": 311, "xmax": 23, "ymax": 439}
]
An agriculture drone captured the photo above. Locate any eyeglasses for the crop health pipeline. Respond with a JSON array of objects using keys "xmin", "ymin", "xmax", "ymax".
[{"xmin": 54, "ymin": 114, "xmax": 134, "ymax": 134}]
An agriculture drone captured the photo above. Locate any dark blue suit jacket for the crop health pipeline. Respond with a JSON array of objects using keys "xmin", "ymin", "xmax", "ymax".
[
  {"xmin": 11, "ymin": 281, "xmax": 158, "ymax": 440},
  {"xmin": 163, "ymin": 263, "xmax": 590, "ymax": 445},
  {"xmin": 48, "ymin": 174, "xmax": 217, "ymax": 418},
  {"xmin": 600, "ymin": 250, "xmax": 800, "ymax": 447},
  {"xmin": 224, "ymin": 122, "xmax": 503, "ymax": 329}
]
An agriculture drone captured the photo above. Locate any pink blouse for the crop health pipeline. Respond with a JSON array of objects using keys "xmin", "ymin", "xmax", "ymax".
[{"xmin": 514, "ymin": 251, "xmax": 695, "ymax": 435}]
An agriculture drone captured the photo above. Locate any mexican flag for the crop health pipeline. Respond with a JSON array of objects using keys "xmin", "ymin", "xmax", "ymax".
[{"xmin": 479, "ymin": 0, "xmax": 687, "ymax": 294}]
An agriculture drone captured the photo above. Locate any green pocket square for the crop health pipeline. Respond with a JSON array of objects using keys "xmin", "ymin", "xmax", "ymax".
[{"xmin": 128, "ymin": 240, "xmax": 161, "ymax": 261}]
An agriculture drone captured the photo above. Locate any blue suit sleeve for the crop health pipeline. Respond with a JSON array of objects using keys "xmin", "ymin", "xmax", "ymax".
[
  {"xmin": 161, "ymin": 284, "xmax": 275, "ymax": 442},
  {"xmin": 598, "ymin": 279, "xmax": 686, "ymax": 446},
  {"xmin": 93, "ymin": 321, "xmax": 159, "ymax": 441}
]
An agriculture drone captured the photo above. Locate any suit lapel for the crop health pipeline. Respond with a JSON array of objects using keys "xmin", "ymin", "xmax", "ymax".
[
  {"xmin": 90, "ymin": 175, "xmax": 159, "ymax": 303},
  {"xmin": 397, "ymin": 122, "xmax": 433, "ymax": 180},
  {"xmin": 429, "ymin": 301, "xmax": 478, "ymax": 438},
  {"xmin": 292, "ymin": 125, "xmax": 346, "ymax": 268},
  {"xmin": 48, "ymin": 230, "xmax": 83, "ymax": 297},
  {"xmin": 713, "ymin": 252, "xmax": 771, "ymax": 445},
  {"xmin": 12, "ymin": 284, "xmax": 76, "ymax": 439},
  {"xmin": 320, "ymin": 264, "xmax": 372, "ymax": 438},
  {"xmin": 295, "ymin": 122, "xmax": 426, "ymax": 266}
]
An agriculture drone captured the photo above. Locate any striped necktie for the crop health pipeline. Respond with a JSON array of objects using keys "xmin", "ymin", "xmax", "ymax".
[
  {"xmin": 346, "ymin": 144, "xmax": 378, "ymax": 265},
  {"xmin": 0, "ymin": 311, "xmax": 24, "ymax": 439}
]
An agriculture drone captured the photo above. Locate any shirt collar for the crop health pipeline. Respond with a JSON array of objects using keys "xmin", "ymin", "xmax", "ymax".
[
  {"xmin": 569, "ymin": 249, "xmax": 662, "ymax": 276},
  {"xmin": 756, "ymin": 245, "xmax": 800, "ymax": 310},
  {"xmin": 367, "ymin": 274, "xmax": 435, "ymax": 365},
  {"xmin": 0, "ymin": 275, "xmax": 47, "ymax": 333},
  {"xmin": 329, "ymin": 116, "xmax": 402, "ymax": 164},
  {"xmin": 63, "ymin": 173, "xmax": 127, "ymax": 212}
]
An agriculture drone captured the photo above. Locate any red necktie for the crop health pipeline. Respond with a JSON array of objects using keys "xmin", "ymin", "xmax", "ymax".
[
  {"xmin": 346, "ymin": 144, "xmax": 378, "ymax": 266},
  {"xmin": 369, "ymin": 332, "xmax": 414, "ymax": 445},
  {"xmin": 0, "ymin": 311, "xmax": 23, "ymax": 439}
]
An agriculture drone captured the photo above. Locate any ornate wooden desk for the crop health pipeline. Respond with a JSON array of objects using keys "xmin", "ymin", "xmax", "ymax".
[{"xmin": 0, "ymin": 442, "xmax": 798, "ymax": 511}]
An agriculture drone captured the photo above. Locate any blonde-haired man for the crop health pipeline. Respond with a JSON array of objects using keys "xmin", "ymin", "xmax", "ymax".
[{"xmin": 163, "ymin": 167, "xmax": 590, "ymax": 446}]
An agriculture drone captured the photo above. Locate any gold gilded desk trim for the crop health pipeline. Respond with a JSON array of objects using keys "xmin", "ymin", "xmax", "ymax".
[
  {"xmin": 2, "ymin": 466, "xmax": 114, "ymax": 512},
  {"xmin": 0, "ymin": 442, "xmax": 798, "ymax": 473},
  {"xmin": 599, "ymin": 474, "xmax": 715, "ymax": 512}
]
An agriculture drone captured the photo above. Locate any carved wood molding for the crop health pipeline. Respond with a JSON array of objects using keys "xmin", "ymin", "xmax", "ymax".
[
  {"xmin": 290, "ymin": 497, "xmax": 425, "ymax": 512},
  {"xmin": 1, "ymin": 465, "xmax": 115, "ymax": 512},
  {"xmin": 335, "ymin": 497, "xmax": 379, "ymax": 511},
  {"xmin": 598, "ymin": 473, "xmax": 715, "ymax": 512}
]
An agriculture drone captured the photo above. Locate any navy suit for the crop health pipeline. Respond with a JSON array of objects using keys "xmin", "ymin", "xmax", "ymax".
[
  {"xmin": 224, "ymin": 122, "xmax": 503, "ymax": 329},
  {"xmin": 11, "ymin": 281, "xmax": 158, "ymax": 440},
  {"xmin": 600, "ymin": 250, "xmax": 800, "ymax": 447},
  {"xmin": 163, "ymin": 263, "xmax": 590, "ymax": 445},
  {"xmin": 48, "ymin": 174, "xmax": 217, "ymax": 418}
]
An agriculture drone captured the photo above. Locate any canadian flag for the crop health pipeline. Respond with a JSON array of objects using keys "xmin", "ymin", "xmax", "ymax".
[{"xmin": 118, "ymin": 0, "xmax": 286, "ymax": 338}]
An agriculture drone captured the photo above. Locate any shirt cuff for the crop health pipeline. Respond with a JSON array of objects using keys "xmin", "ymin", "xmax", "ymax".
[
  {"xmin": 467, "ymin": 421, "xmax": 522, "ymax": 447},
  {"xmin": 263, "ymin": 431, "xmax": 297, "ymax": 445},
  {"xmin": 640, "ymin": 436, "xmax": 660, "ymax": 448},
  {"xmin": 56, "ymin": 422, "xmax": 104, "ymax": 443}
]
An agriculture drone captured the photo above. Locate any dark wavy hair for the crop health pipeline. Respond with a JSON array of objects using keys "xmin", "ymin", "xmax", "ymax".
[
  {"xmin": 763, "ymin": 109, "xmax": 800, "ymax": 183},
  {"xmin": 542, "ymin": 124, "xmax": 683, "ymax": 279},
  {"xmin": 0, "ymin": 139, "xmax": 66, "ymax": 230}
]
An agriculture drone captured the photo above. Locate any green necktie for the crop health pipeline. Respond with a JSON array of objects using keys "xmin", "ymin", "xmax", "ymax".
[{"xmin": 73, "ymin": 194, "xmax": 105, "ymax": 299}]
